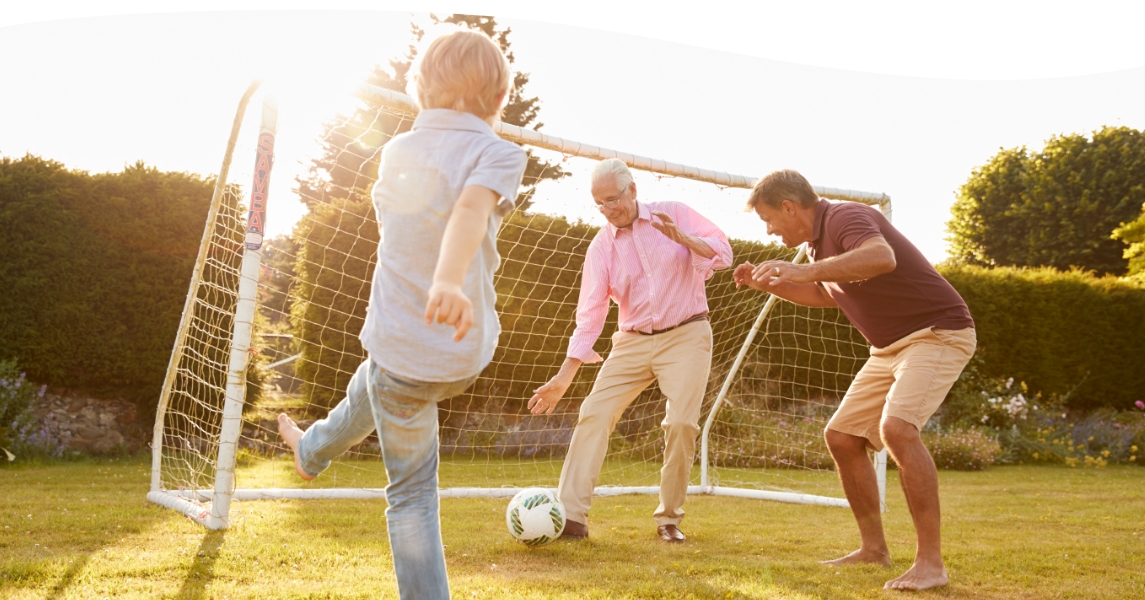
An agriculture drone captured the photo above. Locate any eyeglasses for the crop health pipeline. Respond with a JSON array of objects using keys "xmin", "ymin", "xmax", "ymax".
[{"xmin": 594, "ymin": 188, "xmax": 628, "ymax": 212}]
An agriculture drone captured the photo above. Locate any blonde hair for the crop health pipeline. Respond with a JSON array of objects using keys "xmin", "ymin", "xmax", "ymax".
[{"xmin": 411, "ymin": 25, "xmax": 512, "ymax": 119}]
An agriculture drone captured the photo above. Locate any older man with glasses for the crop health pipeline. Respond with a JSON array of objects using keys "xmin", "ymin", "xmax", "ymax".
[{"xmin": 528, "ymin": 158, "xmax": 733, "ymax": 543}]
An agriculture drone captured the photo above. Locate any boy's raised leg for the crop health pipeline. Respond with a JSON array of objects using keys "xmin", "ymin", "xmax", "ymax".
[
  {"xmin": 277, "ymin": 414, "xmax": 315, "ymax": 481},
  {"xmin": 277, "ymin": 359, "xmax": 377, "ymax": 482}
]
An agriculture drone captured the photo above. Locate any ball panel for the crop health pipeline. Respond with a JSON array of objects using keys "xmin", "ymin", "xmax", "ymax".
[
  {"xmin": 508, "ymin": 506, "xmax": 525, "ymax": 537},
  {"xmin": 549, "ymin": 505, "xmax": 564, "ymax": 534},
  {"xmin": 506, "ymin": 488, "xmax": 565, "ymax": 546},
  {"xmin": 519, "ymin": 535, "xmax": 551, "ymax": 547}
]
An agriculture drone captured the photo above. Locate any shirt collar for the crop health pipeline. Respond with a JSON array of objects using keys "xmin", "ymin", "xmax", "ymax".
[
  {"xmin": 810, "ymin": 198, "xmax": 830, "ymax": 244},
  {"xmin": 607, "ymin": 201, "xmax": 652, "ymax": 238},
  {"xmin": 411, "ymin": 109, "xmax": 496, "ymax": 136}
]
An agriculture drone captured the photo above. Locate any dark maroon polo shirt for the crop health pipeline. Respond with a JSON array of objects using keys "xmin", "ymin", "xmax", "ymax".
[{"xmin": 809, "ymin": 199, "xmax": 974, "ymax": 349}]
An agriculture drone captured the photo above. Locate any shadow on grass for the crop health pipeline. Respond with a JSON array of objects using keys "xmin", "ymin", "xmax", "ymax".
[
  {"xmin": 42, "ymin": 554, "xmax": 92, "ymax": 600},
  {"xmin": 174, "ymin": 530, "xmax": 227, "ymax": 599},
  {"xmin": 0, "ymin": 458, "xmax": 168, "ymax": 598}
]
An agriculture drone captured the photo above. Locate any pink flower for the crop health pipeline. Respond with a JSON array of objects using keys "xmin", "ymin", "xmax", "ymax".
[{"xmin": 1135, "ymin": 400, "xmax": 1144, "ymax": 410}]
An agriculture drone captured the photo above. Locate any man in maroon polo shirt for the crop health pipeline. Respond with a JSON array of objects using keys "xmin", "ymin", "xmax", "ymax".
[{"xmin": 733, "ymin": 169, "xmax": 975, "ymax": 592}]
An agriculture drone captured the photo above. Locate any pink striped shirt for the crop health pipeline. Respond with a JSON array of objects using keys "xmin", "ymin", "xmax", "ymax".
[{"xmin": 567, "ymin": 201, "xmax": 733, "ymax": 363}]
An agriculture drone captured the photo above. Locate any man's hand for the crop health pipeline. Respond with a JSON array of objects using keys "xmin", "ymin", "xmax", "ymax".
[
  {"xmin": 735, "ymin": 260, "xmax": 838, "ymax": 307},
  {"xmin": 752, "ymin": 260, "xmax": 814, "ymax": 286},
  {"xmin": 651, "ymin": 210, "xmax": 717, "ymax": 259},
  {"xmin": 734, "ymin": 262, "xmax": 767, "ymax": 291},
  {"xmin": 650, "ymin": 210, "xmax": 688, "ymax": 245},
  {"xmin": 528, "ymin": 376, "xmax": 571, "ymax": 415},
  {"xmin": 425, "ymin": 282, "xmax": 473, "ymax": 342},
  {"xmin": 734, "ymin": 260, "xmax": 809, "ymax": 289}
]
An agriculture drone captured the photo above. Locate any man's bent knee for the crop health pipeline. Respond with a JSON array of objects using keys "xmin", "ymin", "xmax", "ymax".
[
  {"xmin": 661, "ymin": 419, "xmax": 700, "ymax": 437},
  {"xmin": 825, "ymin": 427, "xmax": 866, "ymax": 455},
  {"xmin": 575, "ymin": 409, "xmax": 616, "ymax": 434},
  {"xmin": 879, "ymin": 416, "xmax": 921, "ymax": 450}
]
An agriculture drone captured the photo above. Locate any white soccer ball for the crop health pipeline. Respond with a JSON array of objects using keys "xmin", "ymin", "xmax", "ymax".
[{"xmin": 506, "ymin": 487, "xmax": 566, "ymax": 546}]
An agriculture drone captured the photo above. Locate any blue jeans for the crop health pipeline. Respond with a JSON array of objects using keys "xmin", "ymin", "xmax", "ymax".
[{"xmin": 297, "ymin": 358, "xmax": 476, "ymax": 600}]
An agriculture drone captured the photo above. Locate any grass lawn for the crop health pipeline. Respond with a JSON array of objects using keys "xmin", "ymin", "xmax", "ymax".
[{"xmin": 1, "ymin": 458, "xmax": 1142, "ymax": 599}]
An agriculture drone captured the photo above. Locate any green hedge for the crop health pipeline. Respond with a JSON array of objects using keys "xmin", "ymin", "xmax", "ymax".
[
  {"xmin": 5, "ymin": 153, "xmax": 1140, "ymax": 432},
  {"xmin": 10, "ymin": 152, "xmax": 1132, "ymax": 426},
  {"xmin": 939, "ymin": 264, "xmax": 1145, "ymax": 410},
  {"xmin": 0, "ymin": 156, "xmax": 215, "ymax": 420}
]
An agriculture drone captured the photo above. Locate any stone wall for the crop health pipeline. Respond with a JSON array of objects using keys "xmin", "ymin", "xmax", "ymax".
[{"xmin": 28, "ymin": 389, "xmax": 146, "ymax": 454}]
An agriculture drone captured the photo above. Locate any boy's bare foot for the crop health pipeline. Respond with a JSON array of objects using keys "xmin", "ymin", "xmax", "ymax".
[
  {"xmin": 883, "ymin": 562, "xmax": 948, "ymax": 591},
  {"xmin": 277, "ymin": 413, "xmax": 315, "ymax": 481},
  {"xmin": 820, "ymin": 547, "xmax": 892, "ymax": 567}
]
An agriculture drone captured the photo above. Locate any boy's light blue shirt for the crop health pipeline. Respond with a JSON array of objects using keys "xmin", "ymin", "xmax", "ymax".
[{"xmin": 361, "ymin": 108, "xmax": 528, "ymax": 382}]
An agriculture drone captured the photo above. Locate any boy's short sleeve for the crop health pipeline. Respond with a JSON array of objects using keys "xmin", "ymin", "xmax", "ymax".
[{"xmin": 464, "ymin": 140, "xmax": 528, "ymax": 215}]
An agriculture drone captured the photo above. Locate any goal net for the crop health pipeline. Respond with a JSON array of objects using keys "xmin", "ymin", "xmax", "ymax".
[{"xmin": 148, "ymin": 81, "xmax": 890, "ymax": 529}]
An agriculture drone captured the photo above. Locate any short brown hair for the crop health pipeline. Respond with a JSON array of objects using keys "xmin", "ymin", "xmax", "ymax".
[
  {"xmin": 747, "ymin": 169, "xmax": 818, "ymax": 211},
  {"xmin": 412, "ymin": 26, "xmax": 513, "ymax": 119}
]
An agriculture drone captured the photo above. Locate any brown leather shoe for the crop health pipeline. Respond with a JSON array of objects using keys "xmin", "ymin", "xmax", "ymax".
[
  {"xmin": 562, "ymin": 520, "xmax": 588, "ymax": 539},
  {"xmin": 657, "ymin": 524, "xmax": 686, "ymax": 543}
]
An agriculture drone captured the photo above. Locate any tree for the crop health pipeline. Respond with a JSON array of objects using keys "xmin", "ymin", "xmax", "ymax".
[
  {"xmin": 258, "ymin": 234, "xmax": 298, "ymax": 328},
  {"xmin": 295, "ymin": 14, "xmax": 568, "ymax": 212},
  {"xmin": 947, "ymin": 126, "xmax": 1145, "ymax": 275},
  {"xmin": 1112, "ymin": 206, "xmax": 1145, "ymax": 277}
]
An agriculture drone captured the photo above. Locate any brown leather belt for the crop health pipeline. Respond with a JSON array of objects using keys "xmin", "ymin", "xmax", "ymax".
[{"xmin": 636, "ymin": 313, "xmax": 708, "ymax": 336}]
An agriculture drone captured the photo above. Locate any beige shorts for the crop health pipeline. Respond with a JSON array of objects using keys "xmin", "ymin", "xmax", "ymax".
[{"xmin": 826, "ymin": 327, "xmax": 976, "ymax": 451}]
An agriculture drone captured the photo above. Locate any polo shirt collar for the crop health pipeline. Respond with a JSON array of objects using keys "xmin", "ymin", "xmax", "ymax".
[
  {"xmin": 411, "ymin": 109, "xmax": 496, "ymax": 136},
  {"xmin": 607, "ymin": 200, "xmax": 651, "ymax": 238},
  {"xmin": 810, "ymin": 198, "xmax": 830, "ymax": 244}
]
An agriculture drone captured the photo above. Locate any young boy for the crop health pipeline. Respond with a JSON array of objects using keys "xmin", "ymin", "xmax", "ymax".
[{"xmin": 277, "ymin": 26, "xmax": 527, "ymax": 600}]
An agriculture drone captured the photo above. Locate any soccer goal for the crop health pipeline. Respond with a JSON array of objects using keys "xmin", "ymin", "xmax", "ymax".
[{"xmin": 148, "ymin": 81, "xmax": 891, "ymax": 530}]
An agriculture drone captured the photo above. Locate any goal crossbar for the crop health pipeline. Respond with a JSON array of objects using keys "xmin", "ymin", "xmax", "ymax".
[{"xmin": 354, "ymin": 83, "xmax": 891, "ymax": 210}]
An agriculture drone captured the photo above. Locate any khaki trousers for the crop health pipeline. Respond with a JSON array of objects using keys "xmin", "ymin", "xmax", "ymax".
[{"xmin": 557, "ymin": 320, "xmax": 712, "ymax": 527}]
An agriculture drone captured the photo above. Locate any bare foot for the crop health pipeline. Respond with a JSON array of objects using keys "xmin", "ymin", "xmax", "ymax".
[
  {"xmin": 277, "ymin": 414, "xmax": 315, "ymax": 481},
  {"xmin": 884, "ymin": 562, "xmax": 948, "ymax": 591},
  {"xmin": 820, "ymin": 547, "xmax": 892, "ymax": 567}
]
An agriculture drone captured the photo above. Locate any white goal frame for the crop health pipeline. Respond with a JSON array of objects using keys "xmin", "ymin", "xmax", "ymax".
[{"xmin": 148, "ymin": 81, "xmax": 891, "ymax": 529}]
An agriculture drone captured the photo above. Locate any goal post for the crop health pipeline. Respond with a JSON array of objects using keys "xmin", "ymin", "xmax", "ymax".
[
  {"xmin": 148, "ymin": 83, "xmax": 278, "ymax": 528},
  {"xmin": 148, "ymin": 80, "xmax": 892, "ymax": 528}
]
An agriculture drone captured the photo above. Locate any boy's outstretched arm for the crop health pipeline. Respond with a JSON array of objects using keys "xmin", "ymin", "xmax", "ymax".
[{"xmin": 426, "ymin": 185, "xmax": 501, "ymax": 341}]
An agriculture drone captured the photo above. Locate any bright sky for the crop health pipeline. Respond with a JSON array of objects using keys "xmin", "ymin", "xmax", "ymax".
[{"xmin": 3, "ymin": 1, "xmax": 1144, "ymax": 262}]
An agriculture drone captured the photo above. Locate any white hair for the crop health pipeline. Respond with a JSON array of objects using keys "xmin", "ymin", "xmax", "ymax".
[{"xmin": 591, "ymin": 158, "xmax": 634, "ymax": 193}]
